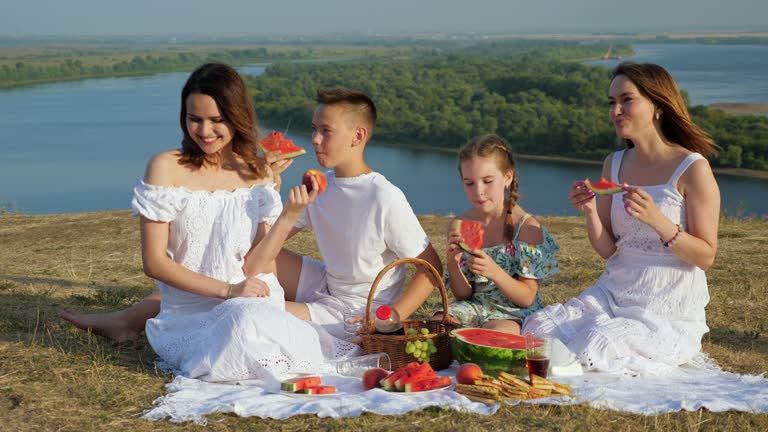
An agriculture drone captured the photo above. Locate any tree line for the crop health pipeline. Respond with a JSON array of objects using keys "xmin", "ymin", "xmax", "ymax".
[
  {"xmin": 249, "ymin": 44, "xmax": 768, "ymax": 171},
  {"xmin": 0, "ymin": 48, "xmax": 303, "ymax": 86}
]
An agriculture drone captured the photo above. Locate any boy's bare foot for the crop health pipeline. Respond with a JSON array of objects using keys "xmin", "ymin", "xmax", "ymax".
[{"xmin": 59, "ymin": 310, "xmax": 141, "ymax": 342}]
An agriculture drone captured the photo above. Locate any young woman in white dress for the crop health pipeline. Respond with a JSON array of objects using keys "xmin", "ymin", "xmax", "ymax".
[
  {"xmin": 523, "ymin": 62, "xmax": 720, "ymax": 374},
  {"xmin": 64, "ymin": 63, "xmax": 359, "ymax": 381}
]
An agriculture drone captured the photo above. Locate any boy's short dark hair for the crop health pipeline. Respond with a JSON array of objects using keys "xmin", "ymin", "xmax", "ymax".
[{"xmin": 316, "ymin": 87, "xmax": 377, "ymax": 133}]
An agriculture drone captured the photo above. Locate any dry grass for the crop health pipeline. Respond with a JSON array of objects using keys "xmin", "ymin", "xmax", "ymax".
[{"xmin": 0, "ymin": 211, "xmax": 766, "ymax": 431}]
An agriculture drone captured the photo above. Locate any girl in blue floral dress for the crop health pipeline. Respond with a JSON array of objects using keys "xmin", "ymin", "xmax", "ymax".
[{"xmin": 441, "ymin": 134, "xmax": 560, "ymax": 335}]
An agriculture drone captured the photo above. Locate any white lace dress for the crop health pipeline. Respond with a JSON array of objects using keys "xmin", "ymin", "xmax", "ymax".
[
  {"xmin": 523, "ymin": 151, "xmax": 711, "ymax": 374},
  {"xmin": 132, "ymin": 182, "xmax": 360, "ymax": 382}
]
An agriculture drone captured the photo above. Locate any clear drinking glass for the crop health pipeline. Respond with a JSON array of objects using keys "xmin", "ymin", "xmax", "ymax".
[
  {"xmin": 331, "ymin": 353, "xmax": 392, "ymax": 377},
  {"xmin": 342, "ymin": 306, "xmax": 365, "ymax": 344}
]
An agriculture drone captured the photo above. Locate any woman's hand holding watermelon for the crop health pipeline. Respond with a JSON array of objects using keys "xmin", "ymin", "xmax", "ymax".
[
  {"xmin": 265, "ymin": 151, "xmax": 294, "ymax": 191},
  {"xmin": 570, "ymin": 180, "xmax": 597, "ymax": 214}
]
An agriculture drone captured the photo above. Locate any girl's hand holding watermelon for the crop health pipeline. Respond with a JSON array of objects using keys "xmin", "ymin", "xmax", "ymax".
[
  {"xmin": 465, "ymin": 249, "xmax": 504, "ymax": 282},
  {"xmin": 446, "ymin": 229, "xmax": 468, "ymax": 264}
]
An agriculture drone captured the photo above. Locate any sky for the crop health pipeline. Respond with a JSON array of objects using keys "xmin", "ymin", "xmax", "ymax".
[{"xmin": 1, "ymin": 0, "xmax": 767, "ymax": 37}]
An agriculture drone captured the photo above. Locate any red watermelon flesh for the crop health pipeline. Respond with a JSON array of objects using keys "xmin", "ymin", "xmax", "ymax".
[
  {"xmin": 380, "ymin": 362, "xmax": 420, "ymax": 391},
  {"xmin": 260, "ymin": 131, "xmax": 306, "ymax": 159},
  {"xmin": 300, "ymin": 385, "xmax": 336, "ymax": 395},
  {"xmin": 403, "ymin": 376, "xmax": 452, "ymax": 393},
  {"xmin": 584, "ymin": 178, "xmax": 623, "ymax": 195},
  {"xmin": 452, "ymin": 220, "xmax": 484, "ymax": 253},
  {"xmin": 280, "ymin": 376, "xmax": 321, "ymax": 392},
  {"xmin": 454, "ymin": 328, "xmax": 526, "ymax": 349}
]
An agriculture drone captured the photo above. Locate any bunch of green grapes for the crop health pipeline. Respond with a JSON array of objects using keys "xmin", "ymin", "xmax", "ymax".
[{"xmin": 404, "ymin": 327, "xmax": 438, "ymax": 363}]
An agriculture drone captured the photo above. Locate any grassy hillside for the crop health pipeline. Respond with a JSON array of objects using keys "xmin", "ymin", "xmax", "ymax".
[{"xmin": 0, "ymin": 212, "xmax": 766, "ymax": 431}]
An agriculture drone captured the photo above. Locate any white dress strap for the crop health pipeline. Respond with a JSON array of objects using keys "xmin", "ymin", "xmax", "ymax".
[
  {"xmin": 610, "ymin": 150, "xmax": 626, "ymax": 184},
  {"xmin": 513, "ymin": 213, "xmax": 532, "ymax": 241},
  {"xmin": 668, "ymin": 153, "xmax": 705, "ymax": 187}
]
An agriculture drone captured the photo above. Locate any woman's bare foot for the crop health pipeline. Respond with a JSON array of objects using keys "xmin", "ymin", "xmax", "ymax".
[{"xmin": 59, "ymin": 309, "xmax": 141, "ymax": 342}]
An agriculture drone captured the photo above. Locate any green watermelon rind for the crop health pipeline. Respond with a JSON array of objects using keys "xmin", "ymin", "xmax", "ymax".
[
  {"xmin": 584, "ymin": 178, "xmax": 623, "ymax": 195},
  {"xmin": 449, "ymin": 328, "xmax": 527, "ymax": 376},
  {"xmin": 259, "ymin": 143, "xmax": 306, "ymax": 159}
]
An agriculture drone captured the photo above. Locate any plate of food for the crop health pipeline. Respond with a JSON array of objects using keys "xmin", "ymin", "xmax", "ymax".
[
  {"xmin": 279, "ymin": 375, "xmax": 339, "ymax": 398},
  {"xmin": 394, "ymin": 383, "xmax": 454, "ymax": 395},
  {"xmin": 391, "ymin": 377, "xmax": 454, "ymax": 395},
  {"xmin": 279, "ymin": 387, "xmax": 340, "ymax": 398}
]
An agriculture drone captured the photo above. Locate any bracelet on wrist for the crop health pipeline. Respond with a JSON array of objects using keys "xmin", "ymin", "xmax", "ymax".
[
  {"xmin": 226, "ymin": 283, "xmax": 234, "ymax": 299},
  {"xmin": 661, "ymin": 224, "xmax": 684, "ymax": 247}
]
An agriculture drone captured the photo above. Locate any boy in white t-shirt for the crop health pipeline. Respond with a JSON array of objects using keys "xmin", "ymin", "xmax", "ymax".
[
  {"xmin": 256, "ymin": 87, "xmax": 443, "ymax": 338},
  {"xmin": 61, "ymin": 87, "xmax": 443, "ymax": 342}
]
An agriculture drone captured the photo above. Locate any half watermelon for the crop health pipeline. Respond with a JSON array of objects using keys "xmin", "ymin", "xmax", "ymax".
[
  {"xmin": 449, "ymin": 328, "xmax": 527, "ymax": 376},
  {"xmin": 584, "ymin": 178, "xmax": 623, "ymax": 195},
  {"xmin": 452, "ymin": 220, "xmax": 484, "ymax": 253},
  {"xmin": 260, "ymin": 131, "xmax": 306, "ymax": 159}
]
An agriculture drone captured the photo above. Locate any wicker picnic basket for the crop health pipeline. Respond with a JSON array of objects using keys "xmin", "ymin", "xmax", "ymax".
[{"xmin": 360, "ymin": 257, "xmax": 460, "ymax": 371}]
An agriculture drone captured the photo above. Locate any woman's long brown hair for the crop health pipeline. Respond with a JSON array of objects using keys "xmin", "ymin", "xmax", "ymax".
[
  {"xmin": 613, "ymin": 62, "xmax": 719, "ymax": 158},
  {"xmin": 179, "ymin": 63, "xmax": 268, "ymax": 177}
]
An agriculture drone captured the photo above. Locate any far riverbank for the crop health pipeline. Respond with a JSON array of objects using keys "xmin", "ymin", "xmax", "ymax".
[
  {"xmin": 709, "ymin": 102, "xmax": 768, "ymax": 116},
  {"xmin": 385, "ymin": 143, "xmax": 768, "ymax": 181}
]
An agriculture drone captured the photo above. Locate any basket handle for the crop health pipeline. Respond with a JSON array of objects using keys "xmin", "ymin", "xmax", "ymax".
[{"xmin": 363, "ymin": 257, "xmax": 453, "ymax": 333}]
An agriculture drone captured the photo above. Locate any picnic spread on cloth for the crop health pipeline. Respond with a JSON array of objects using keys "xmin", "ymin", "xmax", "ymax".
[{"xmin": 142, "ymin": 353, "xmax": 768, "ymax": 425}]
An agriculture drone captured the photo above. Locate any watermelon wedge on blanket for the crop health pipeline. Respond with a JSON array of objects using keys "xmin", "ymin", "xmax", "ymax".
[
  {"xmin": 452, "ymin": 220, "xmax": 485, "ymax": 253},
  {"xmin": 403, "ymin": 376, "xmax": 452, "ymax": 393},
  {"xmin": 300, "ymin": 385, "xmax": 337, "ymax": 395},
  {"xmin": 260, "ymin": 131, "xmax": 306, "ymax": 159},
  {"xmin": 449, "ymin": 328, "xmax": 528, "ymax": 375},
  {"xmin": 280, "ymin": 376, "xmax": 321, "ymax": 392},
  {"xmin": 584, "ymin": 178, "xmax": 623, "ymax": 195},
  {"xmin": 380, "ymin": 362, "xmax": 420, "ymax": 391}
]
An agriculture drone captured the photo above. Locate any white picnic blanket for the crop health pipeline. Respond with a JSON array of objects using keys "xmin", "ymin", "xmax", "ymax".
[{"xmin": 143, "ymin": 355, "xmax": 768, "ymax": 425}]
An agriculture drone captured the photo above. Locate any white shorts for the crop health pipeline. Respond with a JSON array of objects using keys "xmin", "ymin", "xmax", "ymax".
[{"xmin": 295, "ymin": 257, "xmax": 354, "ymax": 339}]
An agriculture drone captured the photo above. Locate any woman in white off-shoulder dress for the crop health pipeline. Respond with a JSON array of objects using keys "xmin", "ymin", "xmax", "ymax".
[
  {"xmin": 523, "ymin": 62, "xmax": 721, "ymax": 374},
  {"xmin": 64, "ymin": 63, "xmax": 359, "ymax": 382},
  {"xmin": 133, "ymin": 181, "xmax": 358, "ymax": 381}
]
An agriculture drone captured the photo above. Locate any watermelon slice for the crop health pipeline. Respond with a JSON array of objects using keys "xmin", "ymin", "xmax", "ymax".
[
  {"xmin": 584, "ymin": 178, "xmax": 624, "ymax": 195},
  {"xmin": 280, "ymin": 376, "xmax": 321, "ymax": 392},
  {"xmin": 380, "ymin": 362, "xmax": 420, "ymax": 391},
  {"xmin": 403, "ymin": 376, "xmax": 452, "ymax": 393},
  {"xmin": 449, "ymin": 328, "xmax": 527, "ymax": 375},
  {"xmin": 394, "ymin": 362, "xmax": 437, "ymax": 391},
  {"xmin": 452, "ymin": 220, "xmax": 484, "ymax": 253},
  {"xmin": 300, "ymin": 385, "xmax": 336, "ymax": 395},
  {"xmin": 260, "ymin": 131, "xmax": 306, "ymax": 159}
]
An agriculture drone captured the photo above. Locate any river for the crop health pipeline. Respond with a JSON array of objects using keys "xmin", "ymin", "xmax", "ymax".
[{"xmin": 1, "ymin": 46, "xmax": 766, "ymax": 217}]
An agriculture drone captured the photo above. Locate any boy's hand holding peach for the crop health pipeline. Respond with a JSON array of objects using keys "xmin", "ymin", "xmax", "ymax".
[{"xmin": 283, "ymin": 177, "xmax": 320, "ymax": 218}]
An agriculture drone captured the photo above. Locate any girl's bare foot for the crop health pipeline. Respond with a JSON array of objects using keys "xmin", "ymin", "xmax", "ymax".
[{"xmin": 59, "ymin": 310, "xmax": 140, "ymax": 342}]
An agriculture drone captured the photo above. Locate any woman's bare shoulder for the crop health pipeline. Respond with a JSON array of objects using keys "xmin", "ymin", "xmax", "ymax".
[{"xmin": 144, "ymin": 150, "xmax": 185, "ymax": 186}]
